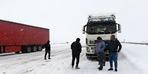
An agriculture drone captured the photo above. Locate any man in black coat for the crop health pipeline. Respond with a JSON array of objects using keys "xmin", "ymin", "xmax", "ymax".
[
  {"xmin": 71, "ymin": 38, "xmax": 82, "ymax": 69},
  {"xmin": 43, "ymin": 40, "xmax": 51, "ymax": 60},
  {"xmin": 108, "ymin": 35, "xmax": 122, "ymax": 72}
]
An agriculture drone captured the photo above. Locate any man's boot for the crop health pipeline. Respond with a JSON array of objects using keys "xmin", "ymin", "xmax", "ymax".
[
  {"xmin": 108, "ymin": 68, "xmax": 113, "ymax": 71},
  {"xmin": 98, "ymin": 66, "xmax": 103, "ymax": 70},
  {"xmin": 75, "ymin": 66, "xmax": 80, "ymax": 69},
  {"xmin": 115, "ymin": 69, "xmax": 118, "ymax": 72}
]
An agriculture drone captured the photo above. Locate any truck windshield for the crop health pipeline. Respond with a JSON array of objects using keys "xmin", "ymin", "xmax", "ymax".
[{"xmin": 86, "ymin": 22, "xmax": 117, "ymax": 34}]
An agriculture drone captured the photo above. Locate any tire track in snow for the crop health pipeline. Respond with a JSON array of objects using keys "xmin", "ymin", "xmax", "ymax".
[{"xmin": 0, "ymin": 47, "xmax": 71, "ymax": 74}]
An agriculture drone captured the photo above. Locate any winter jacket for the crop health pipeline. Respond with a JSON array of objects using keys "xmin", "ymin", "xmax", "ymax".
[
  {"xmin": 95, "ymin": 40, "xmax": 106, "ymax": 53},
  {"xmin": 108, "ymin": 39, "xmax": 122, "ymax": 52},
  {"xmin": 71, "ymin": 41, "xmax": 82, "ymax": 55},
  {"xmin": 43, "ymin": 43, "xmax": 50, "ymax": 52}
]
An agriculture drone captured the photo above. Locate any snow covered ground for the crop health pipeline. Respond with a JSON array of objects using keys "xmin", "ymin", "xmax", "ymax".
[{"xmin": 0, "ymin": 44, "xmax": 147, "ymax": 74}]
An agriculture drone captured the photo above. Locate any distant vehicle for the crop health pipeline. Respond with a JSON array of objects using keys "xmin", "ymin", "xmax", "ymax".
[
  {"xmin": 83, "ymin": 14, "xmax": 121, "ymax": 59},
  {"xmin": 0, "ymin": 20, "xmax": 49, "ymax": 54}
]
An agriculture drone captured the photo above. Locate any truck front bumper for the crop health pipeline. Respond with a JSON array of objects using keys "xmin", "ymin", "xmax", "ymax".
[{"xmin": 86, "ymin": 45, "xmax": 96, "ymax": 56}]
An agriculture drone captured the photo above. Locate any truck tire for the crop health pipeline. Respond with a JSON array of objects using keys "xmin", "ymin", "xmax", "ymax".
[
  {"xmin": 15, "ymin": 51, "xmax": 20, "ymax": 54},
  {"xmin": 0, "ymin": 46, "xmax": 1, "ymax": 53},
  {"xmin": 21, "ymin": 46, "xmax": 27, "ymax": 53},
  {"xmin": 32, "ymin": 46, "xmax": 37, "ymax": 52},
  {"xmin": 26, "ymin": 47, "xmax": 31, "ymax": 53},
  {"xmin": 21, "ymin": 50, "xmax": 26, "ymax": 53},
  {"xmin": 38, "ymin": 46, "xmax": 42, "ymax": 51}
]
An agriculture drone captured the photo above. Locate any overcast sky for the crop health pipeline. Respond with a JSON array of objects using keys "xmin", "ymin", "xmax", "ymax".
[{"xmin": 0, "ymin": 0, "xmax": 148, "ymax": 43}]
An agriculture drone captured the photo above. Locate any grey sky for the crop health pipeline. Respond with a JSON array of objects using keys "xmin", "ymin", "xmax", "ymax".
[{"xmin": 0, "ymin": 0, "xmax": 148, "ymax": 43}]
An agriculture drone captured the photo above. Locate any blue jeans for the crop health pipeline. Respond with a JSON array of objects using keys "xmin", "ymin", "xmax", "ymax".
[{"xmin": 109, "ymin": 52, "xmax": 118, "ymax": 69}]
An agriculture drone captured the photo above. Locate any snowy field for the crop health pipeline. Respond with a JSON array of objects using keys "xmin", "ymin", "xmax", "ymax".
[{"xmin": 0, "ymin": 44, "xmax": 148, "ymax": 74}]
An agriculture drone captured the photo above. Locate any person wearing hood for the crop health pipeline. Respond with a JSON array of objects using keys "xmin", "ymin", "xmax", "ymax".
[
  {"xmin": 71, "ymin": 38, "xmax": 82, "ymax": 69},
  {"xmin": 95, "ymin": 37, "xmax": 106, "ymax": 70}
]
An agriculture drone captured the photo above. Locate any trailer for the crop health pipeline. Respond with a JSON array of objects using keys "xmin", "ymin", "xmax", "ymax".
[{"xmin": 0, "ymin": 20, "xmax": 49, "ymax": 53}]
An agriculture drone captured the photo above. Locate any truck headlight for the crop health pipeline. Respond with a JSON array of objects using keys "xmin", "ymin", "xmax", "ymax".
[
  {"xmin": 89, "ymin": 40, "xmax": 95, "ymax": 44},
  {"xmin": 86, "ymin": 47, "xmax": 90, "ymax": 52}
]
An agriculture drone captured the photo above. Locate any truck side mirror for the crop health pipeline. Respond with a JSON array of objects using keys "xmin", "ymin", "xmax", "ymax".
[
  {"xmin": 117, "ymin": 24, "xmax": 121, "ymax": 33},
  {"xmin": 83, "ymin": 25, "xmax": 86, "ymax": 34}
]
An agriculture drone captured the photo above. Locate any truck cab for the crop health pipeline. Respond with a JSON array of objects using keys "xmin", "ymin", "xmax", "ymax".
[{"xmin": 83, "ymin": 14, "xmax": 121, "ymax": 58}]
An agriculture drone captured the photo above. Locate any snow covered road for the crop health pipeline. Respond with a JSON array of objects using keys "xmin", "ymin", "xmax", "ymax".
[{"xmin": 0, "ymin": 44, "xmax": 147, "ymax": 74}]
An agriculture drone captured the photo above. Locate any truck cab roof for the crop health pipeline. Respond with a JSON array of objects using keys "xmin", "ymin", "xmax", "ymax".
[{"xmin": 88, "ymin": 14, "xmax": 116, "ymax": 22}]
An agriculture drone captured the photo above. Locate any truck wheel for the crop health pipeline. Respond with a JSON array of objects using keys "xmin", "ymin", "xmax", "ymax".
[
  {"xmin": 0, "ymin": 46, "xmax": 1, "ymax": 53},
  {"xmin": 21, "ymin": 50, "xmax": 26, "ymax": 53},
  {"xmin": 26, "ymin": 47, "xmax": 31, "ymax": 53},
  {"xmin": 38, "ymin": 46, "xmax": 42, "ymax": 51},
  {"xmin": 15, "ymin": 51, "xmax": 20, "ymax": 54},
  {"xmin": 32, "ymin": 46, "xmax": 37, "ymax": 52},
  {"xmin": 21, "ymin": 46, "xmax": 26, "ymax": 53}
]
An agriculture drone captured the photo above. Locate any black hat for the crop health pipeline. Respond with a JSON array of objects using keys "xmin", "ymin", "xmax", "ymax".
[
  {"xmin": 97, "ymin": 37, "xmax": 102, "ymax": 40},
  {"xmin": 76, "ymin": 38, "xmax": 80, "ymax": 42}
]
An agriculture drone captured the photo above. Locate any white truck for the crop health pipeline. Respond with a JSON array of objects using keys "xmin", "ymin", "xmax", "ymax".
[{"xmin": 83, "ymin": 14, "xmax": 121, "ymax": 58}]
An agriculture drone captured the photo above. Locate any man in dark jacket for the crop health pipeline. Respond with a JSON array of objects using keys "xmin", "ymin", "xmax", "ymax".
[
  {"xmin": 71, "ymin": 38, "xmax": 82, "ymax": 69},
  {"xmin": 108, "ymin": 35, "xmax": 122, "ymax": 72},
  {"xmin": 43, "ymin": 40, "xmax": 51, "ymax": 60}
]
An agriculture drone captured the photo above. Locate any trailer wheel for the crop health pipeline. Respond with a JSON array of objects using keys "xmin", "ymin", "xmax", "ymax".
[
  {"xmin": 15, "ymin": 51, "xmax": 20, "ymax": 54},
  {"xmin": 21, "ymin": 46, "xmax": 26, "ymax": 53},
  {"xmin": 32, "ymin": 46, "xmax": 37, "ymax": 52},
  {"xmin": 26, "ymin": 47, "xmax": 31, "ymax": 53},
  {"xmin": 21, "ymin": 50, "xmax": 26, "ymax": 53},
  {"xmin": 0, "ymin": 46, "xmax": 1, "ymax": 53},
  {"xmin": 38, "ymin": 46, "xmax": 42, "ymax": 51}
]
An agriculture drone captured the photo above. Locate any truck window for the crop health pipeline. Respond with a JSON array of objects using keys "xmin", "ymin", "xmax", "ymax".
[{"xmin": 86, "ymin": 23, "xmax": 117, "ymax": 34}]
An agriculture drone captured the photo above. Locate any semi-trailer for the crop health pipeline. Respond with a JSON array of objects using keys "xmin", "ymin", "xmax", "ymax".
[{"xmin": 0, "ymin": 20, "xmax": 49, "ymax": 53}]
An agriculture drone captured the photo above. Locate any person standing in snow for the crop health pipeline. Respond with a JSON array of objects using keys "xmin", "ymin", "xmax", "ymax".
[
  {"xmin": 71, "ymin": 38, "xmax": 82, "ymax": 69},
  {"xmin": 108, "ymin": 35, "xmax": 122, "ymax": 72},
  {"xmin": 43, "ymin": 40, "xmax": 51, "ymax": 60},
  {"xmin": 95, "ymin": 37, "xmax": 106, "ymax": 70}
]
